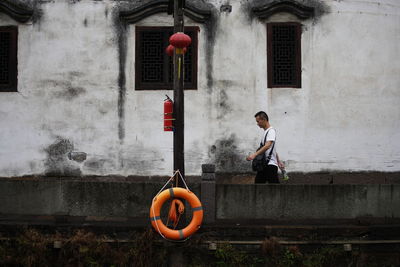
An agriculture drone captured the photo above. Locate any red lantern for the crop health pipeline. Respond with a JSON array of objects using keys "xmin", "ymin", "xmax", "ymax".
[
  {"xmin": 164, "ymin": 96, "xmax": 174, "ymax": 132},
  {"xmin": 170, "ymin": 32, "xmax": 191, "ymax": 54},
  {"xmin": 166, "ymin": 45, "xmax": 187, "ymax": 56},
  {"xmin": 169, "ymin": 32, "xmax": 191, "ymax": 48},
  {"xmin": 165, "ymin": 45, "xmax": 174, "ymax": 56}
]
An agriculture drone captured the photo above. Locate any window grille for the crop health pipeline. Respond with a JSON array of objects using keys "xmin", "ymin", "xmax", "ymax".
[
  {"xmin": 136, "ymin": 27, "xmax": 198, "ymax": 90},
  {"xmin": 0, "ymin": 26, "xmax": 17, "ymax": 92},
  {"xmin": 267, "ymin": 23, "xmax": 301, "ymax": 88},
  {"xmin": 0, "ymin": 32, "xmax": 11, "ymax": 84}
]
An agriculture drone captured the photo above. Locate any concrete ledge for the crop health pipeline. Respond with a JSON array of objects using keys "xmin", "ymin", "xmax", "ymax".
[
  {"xmin": 0, "ymin": 179, "xmax": 399, "ymax": 226},
  {"xmin": 0, "ymin": 179, "xmax": 199, "ymax": 219},
  {"xmin": 216, "ymin": 172, "xmax": 400, "ymax": 184},
  {"xmin": 216, "ymin": 184, "xmax": 400, "ymax": 222}
]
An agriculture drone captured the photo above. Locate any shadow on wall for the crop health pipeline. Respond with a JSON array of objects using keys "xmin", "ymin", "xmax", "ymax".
[{"xmin": 209, "ymin": 134, "xmax": 250, "ymax": 173}]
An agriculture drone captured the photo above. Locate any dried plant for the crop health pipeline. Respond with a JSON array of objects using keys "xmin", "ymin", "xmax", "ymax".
[{"xmin": 261, "ymin": 237, "xmax": 282, "ymax": 257}]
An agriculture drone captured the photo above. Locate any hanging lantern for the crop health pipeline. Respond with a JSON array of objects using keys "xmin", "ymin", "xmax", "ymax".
[
  {"xmin": 165, "ymin": 45, "xmax": 187, "ymax": 57},
  {"xmin": 169, "ymin": 32, "xmax": 191, "ymax": 54},
  {"xmin": 165, "ymin": 45, "xmax": 175, "ymax": 56},
  {"xmin": 169, "ymin": 32, "xmax": 191, "ymax": 48}
]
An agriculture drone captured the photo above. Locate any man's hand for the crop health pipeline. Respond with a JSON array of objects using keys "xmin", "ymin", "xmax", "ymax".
[
  {"xmin": 246, "ymin": 153, "xmax": 257, "ymax": 161},
  {"xmin": 278, "ymin": 160, "xmax": 285, "ymax": 169}
]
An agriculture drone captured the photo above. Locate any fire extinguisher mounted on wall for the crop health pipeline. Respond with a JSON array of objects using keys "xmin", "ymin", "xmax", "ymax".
[{"xmin": 164, "ymin": 95, "xmax": 174, "ymax": 132}]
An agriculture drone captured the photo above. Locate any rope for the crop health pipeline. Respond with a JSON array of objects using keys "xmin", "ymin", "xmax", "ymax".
[
  {"xmin": 151, "ymin": 170, "xmax": 192, "ymax": 242},
  {"xmin": 167, "ymin": 199, "xmax": 184, "ymax": 229},
  {"xmin": 176, "ymin": 170, "xmax": 190, "ymax": 191}
]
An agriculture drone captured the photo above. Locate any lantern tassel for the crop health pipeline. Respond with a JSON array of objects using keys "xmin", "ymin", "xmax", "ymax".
[{"xmin": 178, "ymin": 57, "xmax": 181, "ymax": 80}]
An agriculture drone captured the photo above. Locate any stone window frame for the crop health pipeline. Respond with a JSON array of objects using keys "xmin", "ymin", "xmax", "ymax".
[
  {"xmin": 0, "ymin": 26, "xmax": 18, "ymax": 92},
  {"xmin": 267, "ymin": 22, "xmax": 302, "ymax": 88},
  {"xmin": 135, "ymin": 26, "xmax": 198, "ymax": 90}
]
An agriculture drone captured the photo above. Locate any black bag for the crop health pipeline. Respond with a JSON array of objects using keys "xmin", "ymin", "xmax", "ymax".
[
  {"xmin": 251, "ymin": 153, "xmax": 268, "ymax": 172},
  {"xmin": 252, "ymin": 129, "xmax": 275, "ymax": 172}
]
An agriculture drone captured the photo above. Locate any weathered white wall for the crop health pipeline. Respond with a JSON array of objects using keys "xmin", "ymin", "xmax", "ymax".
[{"xmin": 0, "ymin": 0, "xmax": 399, "ymax": 177}]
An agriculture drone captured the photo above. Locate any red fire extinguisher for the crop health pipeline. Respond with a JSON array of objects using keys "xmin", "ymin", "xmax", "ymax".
[{"xmin": 164, "ymin": 95, "xmax": 174, "ymax": 131}]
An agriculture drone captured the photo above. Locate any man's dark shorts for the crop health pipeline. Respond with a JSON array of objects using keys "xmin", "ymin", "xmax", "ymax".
[{"xmin": 255, "ymin": 165, "xmax": 279, "ymax": 184}]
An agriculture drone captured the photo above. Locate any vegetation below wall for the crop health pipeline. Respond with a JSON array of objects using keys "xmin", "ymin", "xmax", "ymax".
[{"xmin": 0, "ymin": 228, "xmax": 399, "ymax": 267}]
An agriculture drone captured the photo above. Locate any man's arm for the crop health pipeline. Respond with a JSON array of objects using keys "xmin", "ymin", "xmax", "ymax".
[
  {"xmin": 276, "ymin": 152, "xmax": 285, "ymax": 168},
  {"xmin": 246, "ymin": 141, "xmax": 273, "ymax": 161}
]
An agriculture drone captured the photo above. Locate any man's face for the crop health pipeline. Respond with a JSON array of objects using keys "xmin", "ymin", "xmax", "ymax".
[{"xmin": 255, "ymin": 116, "xmax": 266, "ymax": 128}]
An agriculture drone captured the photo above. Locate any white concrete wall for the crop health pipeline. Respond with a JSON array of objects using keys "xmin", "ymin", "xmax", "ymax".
[{"xmin": 0, "ymin": 0, "xmax": 399, "ymax": 177}]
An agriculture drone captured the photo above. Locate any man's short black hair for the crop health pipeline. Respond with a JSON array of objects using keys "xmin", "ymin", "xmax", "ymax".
[{"xmin": 255, "ymin": 111, "xmax": 269, "ymax": 121}]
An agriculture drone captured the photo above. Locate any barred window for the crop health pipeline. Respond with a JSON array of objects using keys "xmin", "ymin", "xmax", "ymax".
[
  {"xmin": 135, "ymin": 26, "xmax": 198, "ymax": 90},
  {"xmin": 267, "ymin": 23, "xmax": 301, "ymax": 88},
  {"xmin": 0, "ymin": 26, "xmax": 18, "ymax": 92}
]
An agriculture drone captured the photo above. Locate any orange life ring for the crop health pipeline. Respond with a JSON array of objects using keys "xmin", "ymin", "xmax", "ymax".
[{"xmin": 150, "ymin": 187, "xmax": 203, "ymax": 240}]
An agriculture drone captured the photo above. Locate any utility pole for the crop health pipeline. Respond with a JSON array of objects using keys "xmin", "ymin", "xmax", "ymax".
[
  {"xmin": 173, "ymin": 0, "xmax": 185, "ymax": 181},
  {"xmin": 169, "ymin": 3, "xmax": 187, "ymax": 264}
]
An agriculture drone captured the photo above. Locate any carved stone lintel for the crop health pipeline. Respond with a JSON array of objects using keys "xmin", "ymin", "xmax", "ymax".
[
  {"xmin": 252, "ymin": 0, "xmax": 314, "ymax": 20},
  {"xmin": 119, "ymin": 0, "xmax": 211, "ymax": 24},
  {"xmin": 0, "ymin": 0, "xmax": 34, "ymax": 23}
]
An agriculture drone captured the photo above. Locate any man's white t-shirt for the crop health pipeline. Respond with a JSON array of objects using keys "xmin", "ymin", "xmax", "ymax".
[{"xmin": 261, "ymin": 127, "xmax": 277, "ymax": 167}]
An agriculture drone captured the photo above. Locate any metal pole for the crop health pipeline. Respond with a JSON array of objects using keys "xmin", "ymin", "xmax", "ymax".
[{"xmin": 173, "ymin": 0, "xmax": 184, "ymax": 180}]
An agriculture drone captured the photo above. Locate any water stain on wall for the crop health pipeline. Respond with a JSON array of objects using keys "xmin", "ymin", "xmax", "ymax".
[
  {"xmin": 204, "ymin": 9, "xmax": 218, "ymax": 91},
  {"xmin": 83, "ymin": 158, "xmax": 117, "ymax": 174},
  {"xmin": 210, "ymin": 134, "xmax": 250, "ymax": 173},
  {"xmin": 30, "ymin": 0, "xmax": 43, "ymax": 23},
  {"xmin": 84, "ymin": 159, "xmax": 106, "ymax": 170},
  {"xmin": 40, "ymin": 74, "xmax": 87, "ymax": 100},
  {"xmin": 113, "ymin": 5, "xmax": 128, "ymax": 143},
  {"xmin": 54, "ymin": 86, "xmax": 86, "ymax": 100},
  {"xmin": 216, "ymin": 88, "xmax": 233, "ymax": 119},
  {"xmin": 122, "ymin": 153, "xmax": 165, "ymax": 173},
  {"xmin": 44, "ymin": 138, "xmax": 82, "ymax": 176},
  {"xmin": 67, "ymin": 71, "xmax": 84, "ymax": 78}
]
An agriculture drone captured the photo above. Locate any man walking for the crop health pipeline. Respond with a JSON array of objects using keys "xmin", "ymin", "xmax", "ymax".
[{"xmin": 246, "ymin": 111, "xmax": 281, "ymax": 183}]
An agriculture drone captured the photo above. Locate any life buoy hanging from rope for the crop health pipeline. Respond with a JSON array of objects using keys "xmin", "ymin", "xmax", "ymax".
[{"xmin": 150, "ymin": 171, "xmax": 203, "ymax": 241}]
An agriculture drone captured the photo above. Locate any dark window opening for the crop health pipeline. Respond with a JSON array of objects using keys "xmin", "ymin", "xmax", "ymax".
[
  {"xmin": 267, "ymin": 23, "xmax": 301, "ymax": 88},
  {"xmin": 0, "ymin": 26, "xmax": 18, "ymax": 92},
  {"xmin": 135, "ymin": 26, "xmax": 198, "ymax": 90}
]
